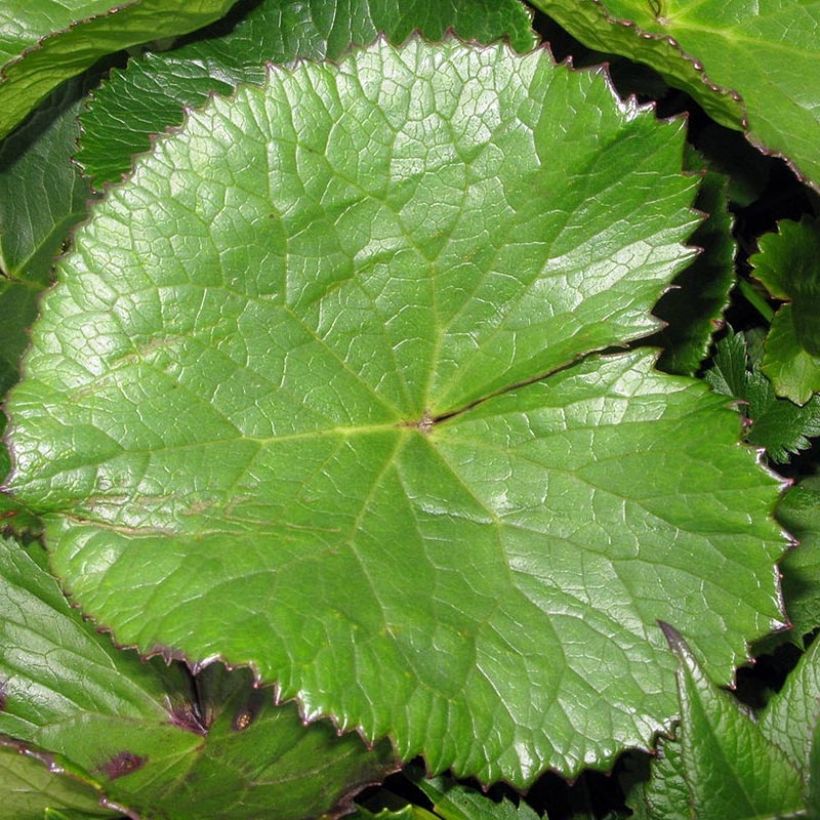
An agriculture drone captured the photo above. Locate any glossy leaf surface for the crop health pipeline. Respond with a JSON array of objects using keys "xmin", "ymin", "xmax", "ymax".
[
  {"xmin": 0, "ymin": 0, "xmax": 237, "ymax": 140},
  {"xmin": 0, "ymin": 742, "xmax": 112, "ymax": 819},
  {"xmin": 77, "ymin": 0, "xmax": 536, "ymax": 187},
  {"xmin": 6, "ymin": 40, "xmax": 786, "ymax": 785},
  {"xmin": 660, "ymin": 625, "xmax": 804, "ymax": 819},
  {"xmin": 0, "ymin": 537, "xmax": 395, "ymax": 817},
  {"xmin": 529, "ymin": 0, "xmax": 820, "ymax": 187}
]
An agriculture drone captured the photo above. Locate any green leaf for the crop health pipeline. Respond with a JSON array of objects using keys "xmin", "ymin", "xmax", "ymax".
[
  {"xmin": 5, "ymin": 40, "xmax": 786, "ymax": 786},
  {"xmin": 0, "ymin": 77, "xmax": 91, "ymax": 394},
  {"xmin": 0, "ymin": 741, "xmax": 112, "ymax": 819},
  {"xmin": 760, "ymin": 636, "xmax": 820, "ymax": 791},
  {"xmin": 706, "ymin": 329, "xmax": 820, "ymax": 463},
  {"xmin": 750, "ymin": 217, "xmax": 820, "ymax": 405},
  {"xmin": 0, "ymin": 0, "xmax": 239, "ymax": 140},
  {"xmin": 0, "ymin": 537, "xmax": 396, "ymax": 817},
  {"xmin": 651, "ymin": 158, "xmax": 735, "ymax": 376},
  {"xmin": 625, "ymin": 737, "xmax": 690, "ymax": 820},
  {"xmin": 415, "ymin": 774, "xmax": 540, "ymax": 819},
  {"xmin": 77, "ymin": 0, "xmax": 536, "ymax": 187},
  {"xmin": 659, "ymin": 624, "xmax": 804, "ymax": 819},
  {"xmin": 528, "ymin": 1, "xmax": 820, "ymax": 188},
  {"xmin": 777, "ymin": 478, "xmax": 820, "ymax": 645}
]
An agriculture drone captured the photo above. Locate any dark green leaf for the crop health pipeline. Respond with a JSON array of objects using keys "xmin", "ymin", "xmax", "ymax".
[
  {"xmin": 0, "ymin": 0, "xmax": 238, "ymax": 140},
  {"xmin": 77, "ymin": 0, "xmax": 537, "ymax": 187},
  {"xmin": 5, "ymin": 40, "xmax": 785, "ymax": 786},
  {"xmin": 651, "ymin": 157, "xmax": 734, "ymax": 376},
  {"xmin": 777, "ymin": 478, "xmax": 820, "ymax": 645},
  {"xmin": 415, "ymin": 774, "xmax": 540, "ymax": 818},
  {"xmin": 759, "ymin": 636, "xmax": 820, "ymax": 790},
  {"xmin": 528, "ymin": 0, "xmax": 820, "ymax": 188},
  {"xmin": 0, "ymin": 537, "xmax": 396, "ymax": 817},
  {"xmin": 706, "ymin": 329, "xmax": 820, "ymax": 463},
  {"xmin": 750, "ymin": 217, "xmax": 820, "ymax": 405},
  {"xmin": 660, "ymin": 624, "xmax": 804, "ymax": 819}
]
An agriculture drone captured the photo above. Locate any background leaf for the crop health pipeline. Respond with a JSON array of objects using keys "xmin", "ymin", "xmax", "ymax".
[
  {"xmin": 750, "ymin": 217, "xmax": 820, "ymax": 405},
  {"xmin": 0, "ymin": 0, "xmax": 238, "ymax": 140},
  {"xmin": 528, "ymin": 0, "xmax": 820, "ymax": 187},
  {"xmin": 706, "ymin": 329, "xmax": 820, "ymax": 463},
  {"xmin": 759, "ymin": 636, "xmax": 820, "ymax": 790},
  {"xmin": 77, "ymin": 0, "xmax": 537, "ymax": 187},
  {"xmin": 0, "ymin": 537, "xmax": 396, "ymax": 818},
  {"xmin": 776, "ymin": 478, "xmax": 820, "ymax": 646},
  {"xmin": 659, "ymin": 624, "xmax": 804, "ymax": 819},
  {"xmin": 6, "ymin": 40, "xmax": 786, "ymax": 787},
  {"xmin": 650, "ymin": 154, "xmax": 734, "ymax": 376}
]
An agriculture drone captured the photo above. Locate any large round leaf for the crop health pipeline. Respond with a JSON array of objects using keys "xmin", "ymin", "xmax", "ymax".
[{"xmin": 5, "ymin": 39, "xmax": 785, "ymax": 785}]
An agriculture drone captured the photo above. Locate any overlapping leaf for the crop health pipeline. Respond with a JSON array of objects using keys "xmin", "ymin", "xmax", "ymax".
[
  {"xmin": 706, "ymin": 329, "xmax": 820, "ymax": 463},
  {"xmin": 5, "ymin": 40, "xmax": 786, "ymax": 785},
  {"xmin": 0, "ymin": 0, "xmax": 239, "ymax": 140},
  {"xmin": 750, "ymin": 217, "xmax": 820, "ymax": 405},
  {"xmin": 0, "ymin": 741, "xmax": 113, "ymax": 819},
  {"xmin": 77, "ymin": 0, "xmax": 536, "ymax": 187},
  {"xmin": 650, "ymin": 153, "xmax": 734, "ymax": 376},
  {"xmin": 629, "ymin": 626, "xmax": 807, "ymax": 819},
  {"xmin": 529, "ymin": 0, "xmax": 820, "ymax": 187},
  {"xmin": 0, "ymin": 537, "xmax": 396, "ymax": 817},
  {"xmin": 776, "ymin": 478, "xmax": 820, "ymax": 645}
]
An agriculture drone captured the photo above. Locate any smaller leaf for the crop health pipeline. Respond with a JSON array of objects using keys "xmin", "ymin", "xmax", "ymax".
[
  {"xmin": 77, "ymin": 0, "xmax": 537, "ymax": 187},
  {"xmin": 759, "ymin": 636, "xmax": 820, "ymax": 792},
  {"xmin": 651, "ymin": 154, "xmax": 734, "ymax": 376},
  {"xmin": 413, "ymin": 771, "xmax": 540, "ymax": 819},
  {"xmin": 706, "ymin": 329, "xmax": 820, "ymax": 463},
  {"xmin": 0, "ymin": 741, "xmax": 112, "ymax": 819},
  {"xmin": 0, "ymin": 536, "xmax": 396, "ymax": 818},
  {"xmin": 660, "ymin": 623, "xmax": 804, "ymax": 820},
  {"xmin": 750, "ymin": 217, "xmax": 820, "ymax": 405},
  {"xmin": 625, "ymin": 738, "xmax": 690, "ymax": 820},
  {"xmin": 0, "ymin": 0, "xmax": 237, "ymax": 139},
  {"xmin": 776, "ymin": 478, "xmax": 820, "ymax": 645}
]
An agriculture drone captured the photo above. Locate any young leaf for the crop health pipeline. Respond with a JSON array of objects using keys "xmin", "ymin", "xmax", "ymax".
[
  {"xmin": 0, "ymin": 741, "xmax": 113, "ymax": 819},
  {"xmin": 5, "ymin": 40, "xmax": 786, "ymax": 786},
  {"xmin": 650, "ymin": 156, "xmax": 735, "ymax": 376},
  {"xmin": 77, "ymin": 0, "xmax": 537, "ymax": 187},
  {"xmin": 0, "ymin": 537, "xmax": 396, "ymax": 817},
  {"xmin": 0, "ymin": 0, "xmax": 239, "ymax": 140},
  {"xmin": 659, "ymin": 624, "xmax": 804, "ymax": 819},
  {"xmin": 750, "ymin": 217, "xmax": 820, "ymax": 405},
  {"xmin": 706, "ymin": 329, "xmax": 820, "ymax": 463},
  {"xmin": 626, "ymin": 737, "xmax": 690, "ymax": 820},
  {"xmin": 528, "ymin": 0, "xmax": 820, "ymax": 188},
  {"xmin": 759, "ymin": 636, "xmax": 820, "ymax": 790}
]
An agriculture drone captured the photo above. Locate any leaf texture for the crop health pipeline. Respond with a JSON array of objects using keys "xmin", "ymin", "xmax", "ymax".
[
  {"xmin": 0, "ymin": 537, "xmax": 396, "ymax": 818},
  {"xmin": 706, "ymin": 329, "xmax": 820, "ymax": 464},
  {"xmin": 529, "ymin": 0, "xmax": 820, "ymax": 188},
  {"xmin": 5, "ymin": 40, "xmax": 786, "ymax": 785},
  {"xmin": 77, "ymin": 0, "xmax": 536, "ymax": 187},
  {"xmin": 660, "ymin": 625, "xmax": 804, "ymax": 819},
  {"xmin": 0, "ymin": 0, "xmax": 237, "ymax": 140}
]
